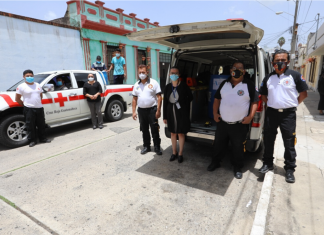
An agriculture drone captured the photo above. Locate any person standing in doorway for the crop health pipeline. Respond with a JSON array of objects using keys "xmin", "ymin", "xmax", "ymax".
[
  {"xmin": 83, "ymin": 73, "xmax": 103, "ymax": 129},
  {"xmin": 317, "ymin": 73, "xmax": 324, "ymax": 115},
  {"xmin": 108, "ymin": 48, "xmax": 126, "ymax": 84},
  {"xmin": 259, "ymin": 49, "xmax": 308, "ymax": 183},
  {"xmin": 132, "ymin": 64, "xmax": 162, "ymax": 155},
  {"xmin": 15, "ymin": 69, "xmax": 51, "ymax": 147},
  {"xmin": 207, "ymin": 61, "xmax": 259, "ymax": 179},
  {"xmin": 91, "ymin": 55, "xmax": 107, "ymax": 72},
  {"xmin": 163, "ymin": 67, "xmax": 193, "ymax": 163}
]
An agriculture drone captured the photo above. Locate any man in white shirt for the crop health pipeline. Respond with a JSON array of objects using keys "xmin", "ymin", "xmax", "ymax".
[
  {"xmin": 132, "ymin": 64, "xmax": 162, "ymax": 155},
  {"xmin": 259, "ymin": 49, "xmax": 308, "ymax": 183},
  {"xmin": 15, "ymin": 69, "xmax": 51, "ymax": 147},
  {"xmin": 207, "ymin": 61, "xmax": 259, "ymax": 179}
]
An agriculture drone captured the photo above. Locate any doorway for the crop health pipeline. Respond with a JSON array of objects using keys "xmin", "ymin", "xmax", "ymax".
[{"xmin": 159, "ymin": 52, "xmax": 171, "ymax": 92}]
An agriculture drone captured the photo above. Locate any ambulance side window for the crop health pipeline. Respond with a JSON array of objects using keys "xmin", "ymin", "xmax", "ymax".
[
  {"xmin": 47, "ymin": 73, "xmax": 71, "ymax": 91},
  {"xmin": 74, "ymin": 73, "xmax": 97, "ymax": 88}
]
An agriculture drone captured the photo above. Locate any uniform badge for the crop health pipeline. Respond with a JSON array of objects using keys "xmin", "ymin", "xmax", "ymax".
[
  {"xmin": 148, "ymin": 84, "xmax": 153, "ymax": 89},
  {"xmin": 237, "ymin": 90, "xmax": 244, "ymax": 96},
  {"xmin": 255, "ymin": 86, "xmax": 259, "ymax": 92},
  {"xmin": 282, "ymin": 78, "xmax": 292, "ymax": 86},
  {"xmin": 300, "ymin": 75, "xmax": 306, "ymax": 82}
]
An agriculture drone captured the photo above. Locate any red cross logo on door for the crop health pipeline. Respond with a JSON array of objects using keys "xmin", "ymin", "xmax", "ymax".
[{"xmin": 54, "ymin": 93, "xmax": 68, "ymax": 107}]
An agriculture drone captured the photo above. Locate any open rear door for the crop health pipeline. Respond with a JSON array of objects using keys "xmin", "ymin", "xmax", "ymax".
[{"xmin": 126, "ymin": 19, "xmax": 264, "ymax": 50}]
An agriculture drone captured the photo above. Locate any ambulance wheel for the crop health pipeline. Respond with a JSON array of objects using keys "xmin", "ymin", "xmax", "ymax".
[
  {"xmin": 0, "ymin": 114, "xmax": 29, "ymax": 148},
  {"xmin": 105, "ymin": 100, "xmax": 124, "ymax": 122}
]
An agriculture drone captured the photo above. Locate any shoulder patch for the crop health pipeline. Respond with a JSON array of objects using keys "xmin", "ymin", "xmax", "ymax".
[
  {"xmin": 301, "ymin": 75, "xmax": 306, "ymax": 82},
  {"xmin": 255, "ymin": 86, "xmax": 259, "ymax": 92}
]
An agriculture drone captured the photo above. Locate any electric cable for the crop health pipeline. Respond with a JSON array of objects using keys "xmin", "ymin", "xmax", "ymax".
[{"xmin": 255, "ymin": 0, "xmax": 293, "ymax": 22}]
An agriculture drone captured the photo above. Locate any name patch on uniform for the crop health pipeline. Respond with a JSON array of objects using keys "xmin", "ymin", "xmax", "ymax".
[
  {"xmin": 282, "ymin": 78, "xmax": 292, "ymax": 86},
  {"xmin": 148, "ymin": 84, "xmax": 153, "ymax": 90},
  {"xmin": 237, "ymin": 90, "xmax": 244, "ymax": 96}
]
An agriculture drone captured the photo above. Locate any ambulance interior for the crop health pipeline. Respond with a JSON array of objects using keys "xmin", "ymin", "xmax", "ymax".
[{"xmin": 175, "ymin": 50, "xmax": 256, "ymax": 134}]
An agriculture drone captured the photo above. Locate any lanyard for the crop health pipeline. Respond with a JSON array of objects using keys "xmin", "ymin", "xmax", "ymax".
[{"xmin": 171, "ymin": 81, "xmax": 179, "ymax": 99}]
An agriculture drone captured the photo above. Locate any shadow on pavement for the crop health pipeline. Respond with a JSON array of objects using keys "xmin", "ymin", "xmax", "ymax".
[
  {"xmin": 136, "ymin": 142, "xmax": 262, "ymax": 196},
  {"xmin": 303, "ymin": 91, "xmax": 322, "ymax": 116}
]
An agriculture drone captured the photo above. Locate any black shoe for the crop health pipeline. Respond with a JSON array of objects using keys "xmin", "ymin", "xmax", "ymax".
[
  {"xmin": 141, "ymin": 147, "xmax": 151, "ymax": 154},
  {"xmin": 258, "ymin": 164, "xmax": 274, "ymax": 174},
  {"xmin": 207, "ymin": 161, "xmax": 221, "ymax": 171},
  {"xmin": 93, "ymin": 126, "xmax": 97, "ymax": 130},
  {"xmin": 29, "ymin": 142, "xmax": 36, "ymax": 147},
  {"xmin": 285, "ymin": 171, "xmax": 295, "ymax": 183},
  {"xmin": 154, "ymin": 146, "xmax": 162, "ymax": 155},
  {"xmin": 99, "ymin": 125, "xmax": 103, "ymax": 129},
  {"xmin": 178, "ymin": 155, "xmax": 183, "ymax": 163},
  {"xmin": 40, "ymin": 139, "xmax": 51, "ymax": 143},
  {"xmin": 234, "ymin": 167, "xmax": 243, "ymax": 179},
  {"xmin": 170, "ymin": 153, "xmax": 178, "ymax": 161}
]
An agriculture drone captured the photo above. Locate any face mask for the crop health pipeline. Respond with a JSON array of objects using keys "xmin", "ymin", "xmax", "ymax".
[
  {"xmin": 170, "ymin": 74, "xmax": 179, "ymax": 81},
  {"xmin": 26, "ymin": 77, "xmax": 34, "ymax": 83},
  {"xmin": 231, "ymin": 70, "xmax": 243, "ymax": 79},
  {"xmin": 88, "ymin": 77, "xmax": 94, "ymax": 81},
  {"xmin": 57, "ymin": 81, "xmax": 63, "ymax": 86},
  {"xmin": 96, "ymin": 61, "xmax": 101, "ymax": 64},
  {"xmin": 139, "ymin": 73, "xmax": 147, "ymax": 80},
  {"xmin": 273, "ymin": 62, "xmax": 287, "ymax": 72},
  {"xmin": 116, "ymin": 53, "xmax": 120, "ymax": 57}
]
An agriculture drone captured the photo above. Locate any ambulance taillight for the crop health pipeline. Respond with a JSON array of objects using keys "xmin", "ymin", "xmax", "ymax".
[{"xmin": 251, "ymin": 95, "xmax": 263, "ymax": 128}]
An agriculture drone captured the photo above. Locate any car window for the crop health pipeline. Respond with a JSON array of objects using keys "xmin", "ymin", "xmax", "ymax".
[
  {"xmin": 74, "ymin": 73, "xmax": 97, "ymax": 88},
  {"xmin": 46, "ymin": 73, "xmax": 71, "ymax": 91},
  {"xmin": 177, "ymin": 59, "xmax": 199, "ymax": 78},
  {"xmin": 7, "ymin": 74, "xmax": 50, "ymax": 91}
]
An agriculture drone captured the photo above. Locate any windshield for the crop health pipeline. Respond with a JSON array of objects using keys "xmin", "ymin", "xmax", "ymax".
[{"xmin": 7, "ymin": 74, "xmax": 51, "ymax": 91}]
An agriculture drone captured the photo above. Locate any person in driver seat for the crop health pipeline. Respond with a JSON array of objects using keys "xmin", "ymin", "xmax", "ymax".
[{"xmin": 55, "ymin": 77, "xmax": 68, "ymax": 91}]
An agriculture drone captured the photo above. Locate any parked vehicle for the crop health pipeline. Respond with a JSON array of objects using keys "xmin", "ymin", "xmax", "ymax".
[
  {"xmin": 0, "ymin": 70, "xmax": 133, "ymax": 148},
  {"xmin": 127, "ymin": 19, "xmax": 272, "ymax": 152}
]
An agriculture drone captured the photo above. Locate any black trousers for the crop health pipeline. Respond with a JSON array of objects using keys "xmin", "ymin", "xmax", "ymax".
[
  {"xmin": 113, "ymin": 75, "xmax": 124, "ymax": 84},
  {"xmin": 138, "ymin": 106, "xmax": 161, "ymax": 147},
  {"xmin": 263, "ymin": 108, "xmax": 297, "ymax": 171},
  {"xmin": 212, "ymin": 121, "xmax": 248, "ymax": 168},
  {"xmin": 23, "ymin": 107, "xmax": 47, "ymax": 142}
]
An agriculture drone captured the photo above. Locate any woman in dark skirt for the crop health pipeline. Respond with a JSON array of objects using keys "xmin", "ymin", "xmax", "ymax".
[
  {"xmin": 163, "ymin": 67, "xmax": 193, "ymax": 163},
  {"xmin": 318, "ymin": 73, "xmax": 324, "ymax": 115}
]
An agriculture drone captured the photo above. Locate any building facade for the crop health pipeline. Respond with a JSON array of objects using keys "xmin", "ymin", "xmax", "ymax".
[{"xmin": 65, "ymin": 0, "xmax": 171, "ymax": 86}]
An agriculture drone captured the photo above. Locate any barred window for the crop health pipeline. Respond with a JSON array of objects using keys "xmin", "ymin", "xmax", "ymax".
[{"xmin": 160, "ymin": 53, "xmax": 171, "ymax": 63}]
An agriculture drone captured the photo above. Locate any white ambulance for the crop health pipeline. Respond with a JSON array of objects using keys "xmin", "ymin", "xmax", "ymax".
[
  {"xmin": 0, "ymin": 70, "xmax": 133, "ymax": 148},
  {"xmin": 127, "ymin": 19, "xmax": 272, "ymax": 152}
]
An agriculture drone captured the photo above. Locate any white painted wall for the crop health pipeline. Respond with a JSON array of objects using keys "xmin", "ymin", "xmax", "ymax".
[{"xmin": 0, "ymin": 15, "xmax": 84, "ymax": 91}]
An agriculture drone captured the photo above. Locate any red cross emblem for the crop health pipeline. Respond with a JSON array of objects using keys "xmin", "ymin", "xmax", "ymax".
[{"xmin": 54, "ymin": 93, "xmax": 68, "ymax": 107}]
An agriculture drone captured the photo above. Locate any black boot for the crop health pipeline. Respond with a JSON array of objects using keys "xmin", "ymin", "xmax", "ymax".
[
  {"xmin": 170, "ymin": 153, "xmax": 178, "ymax": 161},
  {"xmin": 141, "ymin": 147, "xmax": 151, "ymax": 154},
  {"xmin": 258, "ymin": 164, "xmax": 274, "ymax": 174},
  {"xmin": 154, "ymin": 146, "xmax": 162, "ymax": 155},
  {"xmin": 285, "ymin": 170, "xmax": 295, "ymax": 183}
]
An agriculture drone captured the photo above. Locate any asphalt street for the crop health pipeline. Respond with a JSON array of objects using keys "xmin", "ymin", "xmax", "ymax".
[{"xmin": 0, "ymin": 107, "xmax": 264, "ymax": 235}]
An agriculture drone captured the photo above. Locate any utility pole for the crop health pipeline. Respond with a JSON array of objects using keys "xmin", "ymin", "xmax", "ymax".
[
  {"xmin": 313, "ymin": 13, "xmax": 320, "ymax": 50},
  {"xmin": 289, "ymin": 0, "xmax": 299, "ymax": 70}
]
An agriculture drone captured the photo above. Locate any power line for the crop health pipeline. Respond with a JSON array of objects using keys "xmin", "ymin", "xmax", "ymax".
[
  {"xmin": 299, "ymin": 21, "xmax": 317, "ymax": 35},
  {"xmin": 255, "ymin": 0, "xmax": 293, "ymax": 22},
  {"xmin": 299, "ymin": 0, "xmax": 313, "ymax": 33}
]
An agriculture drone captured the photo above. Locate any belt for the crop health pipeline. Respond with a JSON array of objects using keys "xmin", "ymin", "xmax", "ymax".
[
  {"xmin": 138, "ymin": 106, "xmax": 157, "ymax": 110},
  {"xmin": 221, "ymin": 119, "xmax": 242, "ymax": 124},
  {"xmin": 268, "ymin": 107, "xmax": 296, "ymax": 112}
]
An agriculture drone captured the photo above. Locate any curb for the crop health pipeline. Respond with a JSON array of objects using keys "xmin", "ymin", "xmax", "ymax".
[{"xmin": 250, "ymin": 148, "xmax": 278, "ymax": 235}]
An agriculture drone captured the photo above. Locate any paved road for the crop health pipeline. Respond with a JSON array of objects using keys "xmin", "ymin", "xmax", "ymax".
[{"xmin": 0, "ymin": 108, "xmax": 264, "ymax": 235}]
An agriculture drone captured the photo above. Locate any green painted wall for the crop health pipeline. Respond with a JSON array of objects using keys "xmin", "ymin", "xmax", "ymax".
[
  {"xmin": 150, "ymin": 49, "xmax": 159, "ymax": 82},
  {"xmin": 125, "ymin": 45, "xmax": 136, "ymax": 85}
]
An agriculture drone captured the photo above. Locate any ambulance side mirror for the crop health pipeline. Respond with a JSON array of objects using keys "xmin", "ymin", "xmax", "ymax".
[{"xmin": 43, "ymin": 84, "xmax": 54, "ymax": 93}]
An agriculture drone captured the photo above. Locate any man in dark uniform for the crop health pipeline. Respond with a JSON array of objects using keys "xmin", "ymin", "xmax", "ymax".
[
  {"xmin": 259, "ymin": 49, "xmax": 308, "ymax": 183},
  {"xmin": 207, "ymin": 61, "xmax": 259, "ymax": 179},
  {"xmin": 91, "ymin": 55, "xmax": 107, "ymax": 72},
  {"xmin": 132, "ymin": 64, "xmax": 162, "ymax": 155}
]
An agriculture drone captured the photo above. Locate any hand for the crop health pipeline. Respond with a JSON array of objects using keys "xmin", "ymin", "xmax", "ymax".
[
  {"xmin": 156, "ymin": 110, "xmax": 161, "ymax": 119},
  {"xmin": 242, "ymin": 116, "xmax": 253, "ymax": 124},
  {"xmin": 132, "ymin": 112, "xmax": 137, "ymax": 120},
  {"xmin": 163, "ymin": 119, "xmax": 167, "ymax": 124},
  {"xmin": 94, "ymin": 94, "xmax": 98, "ymax": 99},
  {"xmin": 90, "ymin": 95, "xmax": 95, "ymax": 100},
  {"xmin": 124, "ymin": 73, "xmax": 127, "ymax": 78},
  {"xmin": 214, "ymin": 114, "xmax": 221, "ymax": 123}
]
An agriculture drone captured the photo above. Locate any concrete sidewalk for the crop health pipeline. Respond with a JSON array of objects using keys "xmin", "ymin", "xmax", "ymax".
[{"xmin": 265, "ymin": 91, "xmax": 324, "ymax": 235}]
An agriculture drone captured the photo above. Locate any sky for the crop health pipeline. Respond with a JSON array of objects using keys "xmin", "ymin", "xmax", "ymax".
[{"xmin": 0, "ymin": 0, "xmax": 323, "ymax": 51}]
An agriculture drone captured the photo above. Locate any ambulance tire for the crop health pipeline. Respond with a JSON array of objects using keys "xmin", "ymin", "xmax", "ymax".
[
  {"xmin": 105, "ymin": 99, "xmax": 124, "ymax": 122},
  {"xmin": 0, "ymin": 114, "xmax": 29, "ymax": 148}
]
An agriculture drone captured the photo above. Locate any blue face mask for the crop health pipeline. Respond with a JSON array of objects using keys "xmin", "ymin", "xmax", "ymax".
[
  {"xmin": 96, "ymin": 61, "xmax": 101, "ymax": 64},
  {"xmin": 57, "ymin": 81, "xmax": 63, "ymax": 86},
  {"xmin": 26, "ymin": 77, "xmax": 34, "ymax": 83},
  {"xmin": 116, "ymin": 53, "xmax": 120, "ymax": 57},
  {"xmin": 170, "ymin": 74, "xmax": 179, "ymax": 81}
]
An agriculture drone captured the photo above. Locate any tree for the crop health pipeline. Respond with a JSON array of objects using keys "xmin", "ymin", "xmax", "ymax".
[{"xmin": 278, "ymin": 37, "xmax": 286, "ymax": 49}]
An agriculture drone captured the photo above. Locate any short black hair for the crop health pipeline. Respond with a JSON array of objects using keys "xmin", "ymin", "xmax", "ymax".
[
  {"xmin": 115, "ymin": 48, "xmax": 121, "ymax": 52},
  {"xmin": 23, "ymin": 69, "xmax": 34, "ymax": 76},
  {"xmin": 170, "ymin": 67, "xmax": 180, "ymax": 73},
  {"xmin": 272, "ymin": 49, "xmax": 290, "ymax": 62},
  {"xmin": 96, "ymin": 55, "xmax": 101, "ymax": 60},
  {"xmin": 231, "ymin": 61, "xmax": 245, "ymax": 69}
]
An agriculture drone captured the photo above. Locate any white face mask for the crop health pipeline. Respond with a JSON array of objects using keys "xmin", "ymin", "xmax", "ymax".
[
  {"xmin": 88, "ymin": 77, "xmax": 94, "ymax": 81},
  {"xmin": 116, "ymin": 53, "xmax": 120, "ymax": 57},
  {"xmin": 139, "ymin": 73, "xmax": 147, "ymax": 80}
]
